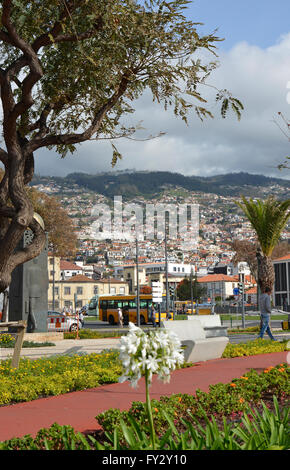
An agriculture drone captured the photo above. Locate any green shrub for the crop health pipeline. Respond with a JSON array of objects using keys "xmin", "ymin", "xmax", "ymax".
[
  {"xmin": 1, "ymin": 397, "xmax": 289, "ymax": 450},
  {"xmin": 222, "ymin": 338, "xmax": 288, "ymax": 358},
  {"xmin": 96, "ymin": 364, "xmax": 290, "ymax": 435},
  {"xmin": 0, "ymin": 350, "xmax": 122, "ymax": 405}
]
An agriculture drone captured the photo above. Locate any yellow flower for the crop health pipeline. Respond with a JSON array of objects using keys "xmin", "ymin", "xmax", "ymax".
[
  {"xmin": 240, "ymin": 376, "xmax": 248, "ymax": 380},
  {"xmin": 230, "ymin": 383, "xmax": 236, "ymax": 387},
  {"xmin": 239, "ymin": 398, "xmax": 245, "ymax": 403},
  {"xmin": 154, "ymin": 408, "xmax": 158, "ymax": 413}
]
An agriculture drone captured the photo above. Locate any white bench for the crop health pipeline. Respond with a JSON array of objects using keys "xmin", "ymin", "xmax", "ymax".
[
  {"xmin": 161, "ymin": 319, "xmax": 229, "ymax": 363},
  {"xmin": 187, "ymin": 315, "xmax": 228, "ymax": 338}
]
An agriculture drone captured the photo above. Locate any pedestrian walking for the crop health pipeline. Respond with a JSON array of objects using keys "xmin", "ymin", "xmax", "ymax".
[
  {"xmin": 258, "ymin": 287, "xmax": 276, "ymax": 340},
  {"xmin": 79, "ymin": 311, "xmax": 84, "ymax": 327},
  {"xmin": 118, "ymin": 307, "xmax": 123, "ymax": 328},
  {"xmin": 150, "ymin": 305, "xmax": 156, "ymax": 327}
]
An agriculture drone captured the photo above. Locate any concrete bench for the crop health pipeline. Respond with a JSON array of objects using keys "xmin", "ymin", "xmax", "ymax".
[
  {"xmin": 187, "ymin": 315, "xmax": 228, "ymax": 338},
  {"xmin": 161, "ymin": 319, "xmax": 229, "ymax": 363}
]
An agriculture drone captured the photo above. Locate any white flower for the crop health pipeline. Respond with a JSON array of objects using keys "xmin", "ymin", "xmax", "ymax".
[{"xmin": 118, "ymin": 324, "xmax": 184, "ymax": 388}]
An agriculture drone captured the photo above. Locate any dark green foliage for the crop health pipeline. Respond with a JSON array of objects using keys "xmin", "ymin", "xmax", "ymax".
[{"xmin": 36, "ymin": 171, "xmax": 290, "ymax": 200}]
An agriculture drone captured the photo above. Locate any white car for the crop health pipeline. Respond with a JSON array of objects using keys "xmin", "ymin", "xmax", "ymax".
[{"xmin": 47, "ymin": 311, "xmax": 82, "ymax": 332}]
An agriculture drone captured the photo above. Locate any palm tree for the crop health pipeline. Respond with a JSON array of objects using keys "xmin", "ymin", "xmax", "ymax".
[{"xmin": 235, "ymin": 196, "xmax": 290, "ymax": 292}]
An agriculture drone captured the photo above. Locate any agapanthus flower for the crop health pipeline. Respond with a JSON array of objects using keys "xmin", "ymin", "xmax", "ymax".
[{"xmin": 118, "ymin": 322, "xmax": 184, "ymax": 388}]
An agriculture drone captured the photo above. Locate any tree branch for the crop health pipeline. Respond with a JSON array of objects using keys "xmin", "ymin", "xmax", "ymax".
[{"xmin": 25, "ymin": 73, "xmax": 130, "ymax": 153}]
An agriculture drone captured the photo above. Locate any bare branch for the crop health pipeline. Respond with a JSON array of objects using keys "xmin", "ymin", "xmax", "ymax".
[{"xmin": 25, "ymin": 73, "xmax": 130, "ymax": 153}]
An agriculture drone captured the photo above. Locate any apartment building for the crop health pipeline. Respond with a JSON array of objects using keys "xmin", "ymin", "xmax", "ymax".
[
  {"xmin": 273, "ymin": 254, "xmax": 290, "ymax": 309},
  {"xmin": 48, "ymin": 275, "xmax": 129, "ymax": 311},
  {"xmin": 115, "ymin": 262, "xmax": 195, "ymax": 294},
  {"xmin": 197, "ymin": 274, "xmax": 239, "ymax": 301}
]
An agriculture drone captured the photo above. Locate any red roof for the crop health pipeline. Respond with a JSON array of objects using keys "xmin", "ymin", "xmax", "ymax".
[
  {"xmin": 245, "ymin": 286, "xmax": 257, "ymax": 294},
  {"xmin": 66, "ymin": 274, "xmax": 92, "ymax": 282},
  {"xmin": 198, "ymin": 274, "xmax": 237, "ymax": 283},
  {"xmin": 273, "ymin": 254, "xmax": 290, "ymax": 262},
  {"xmin": 60, "ymin": 260, "xmax": 82, "ymax": 270}
]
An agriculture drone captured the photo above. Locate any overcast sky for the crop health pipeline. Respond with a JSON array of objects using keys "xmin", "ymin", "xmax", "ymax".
[{"xmin": 35, "ymin": 0, "xmax": 290, "ymax": 179}]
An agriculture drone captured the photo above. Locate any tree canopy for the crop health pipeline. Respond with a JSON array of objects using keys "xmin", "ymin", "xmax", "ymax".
[
  {"xmin": 176, "ymin": 275, "xmax": 206, "ymax": 301},
  {"xmin": 28, "ymin": 188, "xmax": 78, "ymax": 258},
  {"xmin": 0, "ymin": 0, "xmax": 243, "ymax": 293}
]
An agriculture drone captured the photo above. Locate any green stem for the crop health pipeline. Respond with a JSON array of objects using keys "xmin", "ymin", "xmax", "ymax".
[{"xmin": 145, "ymin": 368, "xmax": 156, "ymax": 450}]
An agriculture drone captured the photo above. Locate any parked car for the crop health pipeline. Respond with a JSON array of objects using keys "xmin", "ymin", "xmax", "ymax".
[{"xmin": 47, "ymin": 311, "xmax": 82, "ymax": 332}]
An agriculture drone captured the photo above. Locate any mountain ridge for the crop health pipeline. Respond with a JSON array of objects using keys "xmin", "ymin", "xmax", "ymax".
[{"xmin": 32, "ymin": 170, "xmax": 290, "ymax": 199}]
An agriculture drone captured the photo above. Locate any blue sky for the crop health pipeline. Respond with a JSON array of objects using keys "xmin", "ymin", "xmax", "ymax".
[
  {"xmin": 36, "ymin": 1, "xmax": 290, "ymax": 179},
  {"xmin": 186, "ymin": 0, "xmax": 290, "ymax": 50}
]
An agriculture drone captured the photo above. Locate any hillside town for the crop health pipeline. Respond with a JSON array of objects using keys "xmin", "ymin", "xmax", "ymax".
[{"xmin": 35, "ymin": 176, "xmax": 290, "ymax": 312}]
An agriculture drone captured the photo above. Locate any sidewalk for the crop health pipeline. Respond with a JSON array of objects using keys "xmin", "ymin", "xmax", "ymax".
[
  {"xmin": 0, "ymin": 338, "xmax": 120, "ymax": 361},
  {"xmin": 0, "ymin": 350, "xmax": 288, "ymax": 442}
]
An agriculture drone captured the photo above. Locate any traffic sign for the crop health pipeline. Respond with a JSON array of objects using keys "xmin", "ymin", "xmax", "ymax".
[
  {"xmin": 233, "ymin": 288, "xmax": 239, "ymax": 295},
  {"xmin": 152, "ymin": 281, "xmax": 163, "ymax": 303}
]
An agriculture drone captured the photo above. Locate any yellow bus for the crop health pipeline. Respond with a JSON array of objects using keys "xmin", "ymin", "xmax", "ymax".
[
  {"xmin": 175, "ymin": 300, "xmax": 212, "ymax": 315},
  {"xmin": 89, "ymin": 294, "xmax": 173, "ymax": 325}
]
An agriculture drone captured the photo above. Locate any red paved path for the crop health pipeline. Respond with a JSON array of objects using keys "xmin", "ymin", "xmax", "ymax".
[{"xmin": 0, "ymin": 352, "xmax": 288, "ymax": 442}]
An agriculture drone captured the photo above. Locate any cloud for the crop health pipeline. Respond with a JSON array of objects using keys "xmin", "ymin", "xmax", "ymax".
[{"xmin": 35, "ymin": 34, "xmax": 290, "ymax": 179}]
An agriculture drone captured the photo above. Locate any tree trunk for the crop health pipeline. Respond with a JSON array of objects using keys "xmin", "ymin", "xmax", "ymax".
[{"xmin": 258, "ymin": 254, "xmax": 275, "ymax": 292}]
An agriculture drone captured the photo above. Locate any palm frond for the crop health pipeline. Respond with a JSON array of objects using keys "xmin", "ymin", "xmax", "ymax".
[{"xmin": 235, "ymin": 196, "xmax": 290, "ymax": 256}]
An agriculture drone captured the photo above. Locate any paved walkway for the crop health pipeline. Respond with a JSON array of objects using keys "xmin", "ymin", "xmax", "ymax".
[
  {"xmin": 0, "ymin": 350, "xmax": 288, "ymax": 442},
  {"xmin": 0, "ymin": 338, "xmax": 120, "ymax": 361}
]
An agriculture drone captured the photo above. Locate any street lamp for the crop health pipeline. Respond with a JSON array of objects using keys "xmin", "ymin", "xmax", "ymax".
[
  {"xmin": 136, "ymin": 237, "xmax": 140, "ymax": 327},
  {"xmin": 165, "ymin": 230, "xmax": 169, "ymax": 317}
]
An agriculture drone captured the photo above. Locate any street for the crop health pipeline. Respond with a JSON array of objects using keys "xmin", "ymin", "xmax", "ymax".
[{"xmin": 83, "ymin": 318, "xmax": 290, "ymax": 345}]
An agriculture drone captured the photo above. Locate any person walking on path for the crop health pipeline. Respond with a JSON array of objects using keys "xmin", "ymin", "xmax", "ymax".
[
  {"xmin": 150, "ymin": 305, "xmax": 157, "ymax": 327},
  {"xmin": 118, "ymin": 307, "xmax": 123, "ymax": 328},
  {"xmin": 258, "ymin": 287, "xmax": 276, "ymax": 340},
  {"xmin": 78, "ymin": 311, "xmax": 84, "ymax": 327}
]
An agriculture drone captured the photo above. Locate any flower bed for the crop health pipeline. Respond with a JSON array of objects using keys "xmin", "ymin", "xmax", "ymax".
[
  {"xmin": 222, "ymin": 338, "xmax": 288, "ymax": 357},
  {"xmin": 0, "ymin": 350, "xmax": 122, "ymax": 405},
  {"xmin": 0, "ymin": 338, "xmax": 288, "ymax": 406},
  {"xmin": 0, "ymin": 365, "xmax": 289, "ymax": 450},
  {"xmin": 96, "ymin": 363, "xmax": 289, "ymax": 435}
]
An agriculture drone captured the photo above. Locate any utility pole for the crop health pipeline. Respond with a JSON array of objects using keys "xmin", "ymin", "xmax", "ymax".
[
  {"xmin": 256, "ymin": 247, "xmax": 261, "ymax": 312},
  {"xmin": 190, "ymin": 267, "xmax": 194, "ymax": 314},
  {"xmin": 52, "ymin": 254, "xmax": 55, "ymax": 311},
  {"xmin": 239, "ymin": 271, "xmax": 245, "ymax": 329},
  {"xmin": 165, "ymin": 230, "xmax": 169, "ymax": 317},
  {"xmin": 136, "ymin": 237, "xmax": 140, "ymax": 327}
]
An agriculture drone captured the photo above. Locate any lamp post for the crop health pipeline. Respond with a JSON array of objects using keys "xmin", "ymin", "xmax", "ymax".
[
  {"xmin": 190, "ymin": 267, "xmax": 194, "ymax": 314},
  {"xmin": 239, "ymin": 267, "xmax": 245, "ymax": 329},
  {"xmin": 165, "ymin": 230, "xmax": 169, "ymax": 318},
  {"xmin": 136, "ymin": 237, "xmax": 140, "ymax": 327},
  {"xmin": 256, "ymin": 247, "xmax": 262, "ymax": 312},
  {"xmin": 52, "ymin": 254, "xmax": 55, "ymax": 311}
]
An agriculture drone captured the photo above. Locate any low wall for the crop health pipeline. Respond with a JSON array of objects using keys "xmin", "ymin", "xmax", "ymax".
[{"xmin": 23, "ymin": 332, "xmax": 64, "ymax": 342}]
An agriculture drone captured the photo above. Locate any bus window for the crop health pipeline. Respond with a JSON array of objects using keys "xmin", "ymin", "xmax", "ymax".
[
  {"xmin": 89, "ymin": 300, "xmax": 96, "ymax": 309},
  {"xmin": 140, "ymin": 299, "xmax": 148, "ymax": 309},
  {"xmin": 107, "ymin": 300, "xmax": 118, "ymax": 309},
  {"xmin": 100, "ymin": 300, "xmax": 108, "ymax": 309},
  {"xmin": 129, "ymin": 300, "xmax": 136, "ymax": 308}
]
